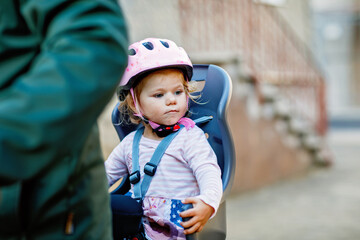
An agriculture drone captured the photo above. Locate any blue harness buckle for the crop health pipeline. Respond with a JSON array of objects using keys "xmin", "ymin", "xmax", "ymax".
[
  {"xmin": 144, "ymin": 162, "xmax": 157, "ymax": 176},
  {"xmin": 129, "ymin": 171, "xmax": 140, "ymax": 184}
]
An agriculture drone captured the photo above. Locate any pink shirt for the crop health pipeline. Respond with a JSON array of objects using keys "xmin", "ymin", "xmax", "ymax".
[{"xmin": 105, "ymin": 125, "xmax": 223, "ymax": 213}]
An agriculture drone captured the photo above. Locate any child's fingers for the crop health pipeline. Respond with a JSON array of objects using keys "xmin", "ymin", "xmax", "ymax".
[
  {"xmin": 179, "ymin": 208, "xmax": 194, "ymax": 218},
  {"xmin": 180, "ymin": 197, "xmax": 199, "ymax": 218},
  {"xmin": 183, "ymin": 222, "xmax": 202, "ymax": 235},
  {"xmin": 182, "ymin": 197, "xmax": 199, "ymax": 205},
  {"xmin": 180, "ymin": 215, "xmax": 197, "ymax": 229}
]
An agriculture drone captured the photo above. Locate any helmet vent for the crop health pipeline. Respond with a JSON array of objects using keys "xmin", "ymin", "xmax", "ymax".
[
  {"xmin": 128, "ymin": 48, "xmax": 136, "ymax": 56},
  {"xmin": 160, "ymin": 40, "xmax": 169, "ymax": 48},
  {"xmin": 142, "ymin": 42, "xmax": 154, "ymax": 50}
]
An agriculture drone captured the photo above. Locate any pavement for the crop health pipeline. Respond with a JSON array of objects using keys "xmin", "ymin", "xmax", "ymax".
[{"xmin": 226, "ymin": 128, "xmax": 360, "ymax": 240}]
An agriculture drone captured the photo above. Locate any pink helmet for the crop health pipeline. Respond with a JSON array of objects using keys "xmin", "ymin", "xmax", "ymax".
[{"xmin": 118, "ymin": 38, "xmax": 193, "ymax": 93}]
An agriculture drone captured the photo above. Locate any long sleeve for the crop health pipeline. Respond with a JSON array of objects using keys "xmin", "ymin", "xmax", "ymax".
[
  {"xmin": 0, "ymin": 0, "xmax": 128, "ymax": 185},
  {"xmin": 105, "ymin": 132, "xmax": 135, "ymax": 185},
  {"xmin": 184, "ymin": 127, "xmax": 223, "ymax": 215}
]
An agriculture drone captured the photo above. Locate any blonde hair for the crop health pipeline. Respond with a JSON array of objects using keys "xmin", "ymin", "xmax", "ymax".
[{"xmin": 118, "ymin": 68, "xmax": 197, "ymax": 125}]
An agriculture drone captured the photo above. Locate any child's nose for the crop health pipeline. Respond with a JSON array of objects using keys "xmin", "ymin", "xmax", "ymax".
[{"xmin": 166, "ymin": 94, "xmax": 176, "ymax": 105}]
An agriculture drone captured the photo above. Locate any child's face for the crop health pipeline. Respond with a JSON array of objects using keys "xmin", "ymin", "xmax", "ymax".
[{"xmin": 137, "ymin": 69, "xmax": 188, "ymax": 126}]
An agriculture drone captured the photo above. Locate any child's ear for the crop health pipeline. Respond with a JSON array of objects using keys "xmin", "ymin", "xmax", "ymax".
[{"xmin": 127, "ymin": 95, "xmax": 138, "ymax": 114}]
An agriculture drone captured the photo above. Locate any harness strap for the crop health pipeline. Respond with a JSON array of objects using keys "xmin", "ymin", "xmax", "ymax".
[
  {"xmin": 131, "ymin": 127, "xmax": 144, "ymax": 199},
  {"xmin": 131, "ymin": 125, "xmax": 183, "ymax": 200}
]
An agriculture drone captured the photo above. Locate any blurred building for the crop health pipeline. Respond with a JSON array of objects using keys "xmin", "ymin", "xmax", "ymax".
[{"xmin": 310, "ymin": 0, "xmax": 360, "ymax": 126}]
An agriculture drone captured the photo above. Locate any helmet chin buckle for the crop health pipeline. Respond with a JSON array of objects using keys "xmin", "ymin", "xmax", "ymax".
[
  {"xmin": 143, "ymin": 116, "xmax": 183, "ymax": 137},
  {"xmin": 153, "ymin": 124, "xmax": 181, "ymax": 137}
]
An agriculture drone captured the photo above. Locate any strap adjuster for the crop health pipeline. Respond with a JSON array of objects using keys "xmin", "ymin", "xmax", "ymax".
[
  {"xmin": 144, "ymin": 162, "xmax": 157, "ymax": 176},
  {"xmin": 129, "ymin": 171, "xmax": 140, "ymax": 184}
]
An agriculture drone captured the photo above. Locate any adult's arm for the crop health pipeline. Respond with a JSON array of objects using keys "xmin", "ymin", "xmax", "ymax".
[{"xmin": 0, "ymin": 0, "xmax": 128, "ymax": 185}]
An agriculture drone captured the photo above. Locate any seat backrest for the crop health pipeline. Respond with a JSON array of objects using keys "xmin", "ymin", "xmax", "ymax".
[{"xmin": 111, "ymin": 64, "xmax": 235, "ymax": 197}]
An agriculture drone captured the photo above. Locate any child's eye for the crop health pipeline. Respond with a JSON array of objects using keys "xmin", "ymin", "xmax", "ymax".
[
  {"xmin": 154, "ymin": 93, "xmax": 163, "ymax": 98},
  {"xmin": 175, "ymin": 90, "xmax": 183, "ymax": 95}
]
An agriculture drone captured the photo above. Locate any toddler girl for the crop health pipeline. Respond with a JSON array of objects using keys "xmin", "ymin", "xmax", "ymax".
[{"xmin": 105, "ymin": 38, "xmax": 222, "ymax": 240}]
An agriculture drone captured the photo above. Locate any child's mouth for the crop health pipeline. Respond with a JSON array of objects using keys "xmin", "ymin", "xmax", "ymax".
[{"xmin": 167, "ymin": 110, "xmax": 178, "ymax": 113}]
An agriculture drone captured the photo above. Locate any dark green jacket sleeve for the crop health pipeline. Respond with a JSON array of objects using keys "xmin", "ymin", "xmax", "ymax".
[{"xmin": 0, "ymin": 0, "xmax": 128, "ymax": 185}]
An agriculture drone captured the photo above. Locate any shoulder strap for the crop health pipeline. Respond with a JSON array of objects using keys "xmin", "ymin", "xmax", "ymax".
[
  {"xmin": 131, "ymin": 126, "xmax": 183, "ymax": 200},
  {"xmin": 131, "ymin": 127, "xmax": 144, "ymax": 200}
]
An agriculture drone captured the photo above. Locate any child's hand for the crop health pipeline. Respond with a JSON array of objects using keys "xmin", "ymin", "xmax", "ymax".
[{"xmin": 179, "ymin": 197, "xmax": 214, "ymax": 235}]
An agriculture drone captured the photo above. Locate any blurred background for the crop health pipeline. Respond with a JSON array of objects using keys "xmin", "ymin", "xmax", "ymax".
[{"xmin": 98, "ymin": 0, "xmax": 360, "ymax": 239}]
